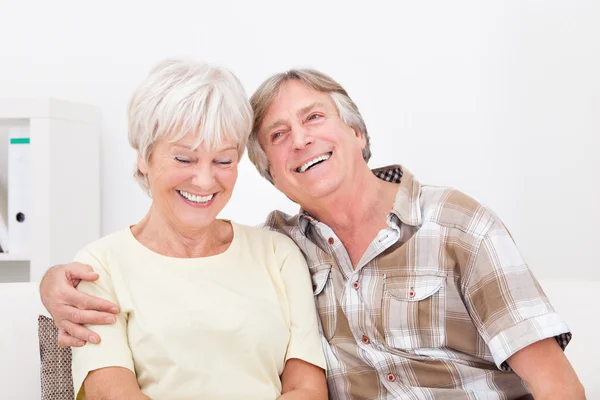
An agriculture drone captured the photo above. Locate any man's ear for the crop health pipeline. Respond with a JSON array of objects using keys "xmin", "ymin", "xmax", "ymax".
[
  {"xmin": 352, "ymin": 127, "xmax": 367, "ymax": 150},
  {"xmin": 137, "ymin": 153, "xmax": 148, "ymax": 175}
]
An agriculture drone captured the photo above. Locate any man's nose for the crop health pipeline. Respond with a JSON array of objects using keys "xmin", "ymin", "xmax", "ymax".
[{"xmin": 291, "ymin": 126, "xmax": 314, "ymax": 150}]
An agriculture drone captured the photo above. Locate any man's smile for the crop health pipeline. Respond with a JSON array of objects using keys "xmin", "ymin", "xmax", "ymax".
[{"xmin": 295, "ymin": 152, "xmax": 332, "ymax": 173}]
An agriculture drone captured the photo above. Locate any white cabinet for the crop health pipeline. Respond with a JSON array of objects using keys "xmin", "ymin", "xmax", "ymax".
[{"xmin": 0, "ymin": 98, "xmax": 101, "ymax": 282}]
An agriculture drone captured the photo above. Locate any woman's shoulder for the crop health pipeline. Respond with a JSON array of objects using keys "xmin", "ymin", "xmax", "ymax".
[
  {"xmin": 232, "ymin": 221, "xmax": 298, "ymax": 251},
  {"xmin": 75, "ymin": 227, "xmax": 135, "ymax": 261}
]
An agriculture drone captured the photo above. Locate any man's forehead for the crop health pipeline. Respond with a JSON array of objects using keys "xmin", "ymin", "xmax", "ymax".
[{"xmin": 264, "ymin": 83, "xmax": 333, "ymax": 119}]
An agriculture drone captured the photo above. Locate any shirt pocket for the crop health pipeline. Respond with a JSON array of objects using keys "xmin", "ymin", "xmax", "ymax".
[
  {"xmin": 382, "ymin": 271, "xmax": 447, "ymax": 350},
  {"xmin": 311, "ymin": 264, "xmax": 337, "ymax": 341}
]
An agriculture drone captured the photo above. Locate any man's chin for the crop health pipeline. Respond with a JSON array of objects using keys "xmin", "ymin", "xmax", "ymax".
[{"xmin": 293, "ymin": 180, "xmax": 342, "ymax": 203}]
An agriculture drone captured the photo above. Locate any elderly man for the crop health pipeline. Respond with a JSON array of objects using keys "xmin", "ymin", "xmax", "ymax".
[{"xmin": 41, "ymin": 69, "xmax": 584, "ymax": 399}]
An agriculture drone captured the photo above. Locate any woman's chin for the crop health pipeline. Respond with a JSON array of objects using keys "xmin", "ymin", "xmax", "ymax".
[{"xmin": 178, "ymin": 213, "xmax": 216, "ymax": 227}]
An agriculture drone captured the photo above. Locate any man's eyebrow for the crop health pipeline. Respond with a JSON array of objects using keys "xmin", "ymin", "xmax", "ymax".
[
  {"xmin": 261, "ymin": 119, "xmax": 287, "ymax": 135},
  {"xmin": 297, "ymin": 102, "xmax": 326, "ymax": 118},
  {"xmin": 261, "ymin": 102, "xmax": 327, "ymax": 135}
]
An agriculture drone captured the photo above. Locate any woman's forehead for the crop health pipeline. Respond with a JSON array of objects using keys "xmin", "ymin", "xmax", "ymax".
[{"xmin": 165, "ymin": 133, "xmax": 239, "ymax": 153}]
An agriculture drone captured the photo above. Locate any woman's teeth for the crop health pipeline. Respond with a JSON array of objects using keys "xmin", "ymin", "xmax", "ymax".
[{"xmin": 178, "ymin": 190, "xmax": 213, "ymax": 204}]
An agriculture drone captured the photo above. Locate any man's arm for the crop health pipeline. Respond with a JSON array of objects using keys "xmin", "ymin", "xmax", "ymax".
[
  {"xmin": 279, "ymin": 358, "xmax": 327, "ymax": 400},
  {"xmin": 40, "ymin": 262, "xmax": 120, "ymax": 346},
  {"xmin": 507, "ymin": 338, "xmax": 585, "ymax": 399},
  {"xmin": 457, "ymin": 205, "xmax": 582, "ymax": 397},
  {"xmin": 84, "ymin": 367, "xmax": 150, "ymax": 400}
]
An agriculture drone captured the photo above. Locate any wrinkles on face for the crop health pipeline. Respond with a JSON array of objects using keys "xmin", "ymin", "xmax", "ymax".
[
  {"xmin": 259, "ymin": 81, "xmax": 366, "ymax": 205},
  {"xmin": 143, "ymin": 134, "xmax": 239, "ymax": 233}
]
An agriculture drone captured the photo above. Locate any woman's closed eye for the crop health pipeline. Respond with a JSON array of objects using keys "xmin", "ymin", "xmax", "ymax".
[
  {"xmin": 215, "ymin": 159, "xmax": 233, "ymax": 165},
  {"xmin": 175, "ymin": 157, "xmax": 192, "ymax": 164}
]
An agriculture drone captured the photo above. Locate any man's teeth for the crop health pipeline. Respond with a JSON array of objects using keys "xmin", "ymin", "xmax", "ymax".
[
  {"xmin": 178, "ymin": 191, "xmax": 214, "ymax": 204},
  {"xmin": 297, "ymin": 153, "xmax": 331, "ymax": 173}
]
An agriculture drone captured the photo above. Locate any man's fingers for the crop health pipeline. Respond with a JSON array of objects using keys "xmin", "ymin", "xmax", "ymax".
[
  {"xmin": 60, "ymin": 320, "xmax": 101, "ymax": 344},
  {"xmin": 65, "ymin": 262, "xmax": 100, "ymax": 284},
  {"xmin": 57, "ymin": 329, "xmax": 86, "ymax": 347},
  {"xmin": 73, "ymin": 290, "xmax": 119, "ymax": 314},
  {"xmin": 65, "ymin": 306, "xmax": 117, "ymax": 325}
]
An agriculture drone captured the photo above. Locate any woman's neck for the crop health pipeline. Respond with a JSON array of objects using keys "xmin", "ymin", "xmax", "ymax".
[{"xmin": 131, "ymin": 209, "xmax": 233, "ymax": 258}]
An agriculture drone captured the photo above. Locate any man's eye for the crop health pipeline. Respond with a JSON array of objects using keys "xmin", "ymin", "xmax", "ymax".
[
  {"xmin": 175, "ymin": 157, "xmax": 191, "ymax": 164},
  {"xmin": 271, "ymin": 132, "xmax": 284, "ymax": 142},
  {"xmin": 307, "ymin": 113, "xmax": 321, "ymax": 121}
]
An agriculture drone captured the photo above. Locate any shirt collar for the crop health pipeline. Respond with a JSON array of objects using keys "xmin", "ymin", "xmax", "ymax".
[{"xmin": 298, "ymin": 164, "xmax": 423, "ymax": 232}]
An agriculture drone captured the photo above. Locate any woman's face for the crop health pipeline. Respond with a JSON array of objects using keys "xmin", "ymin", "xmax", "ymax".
[{"xmin": 139, "ymin": 133, "xmax": 239, "ymax": 232}]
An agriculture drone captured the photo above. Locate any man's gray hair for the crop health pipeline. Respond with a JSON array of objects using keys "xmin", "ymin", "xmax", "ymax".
[
  {"xmin": 248, "ymin": 69, "xmax": 371, "ymax": 183},
  {"xmin": 128, "ymin": 59, "xmax": 253, "ymax": 192}
]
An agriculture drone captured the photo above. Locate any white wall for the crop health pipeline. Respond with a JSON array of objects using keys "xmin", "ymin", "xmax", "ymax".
[{"xmin": 1, "ymin": 0, "xmax": 598, "ymax": 280}]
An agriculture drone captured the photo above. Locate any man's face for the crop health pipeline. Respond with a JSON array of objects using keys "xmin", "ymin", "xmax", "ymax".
[{"xmin": 258, "ymin": 80, "xmax": 367, "ymax": 205}]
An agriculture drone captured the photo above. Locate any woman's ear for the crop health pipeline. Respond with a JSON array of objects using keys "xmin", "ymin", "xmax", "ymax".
[{"xmin": 137, "ymin": 153, "xmax": 148, "ymax": 175}]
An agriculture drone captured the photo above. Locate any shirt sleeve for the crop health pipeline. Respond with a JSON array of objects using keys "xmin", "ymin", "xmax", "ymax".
[
  {"xmin": 278, "ymin": 240, "xmax": 327, "ymax": 371},
  {"xmin": 463, "ymin": 215, "xmax": 571, "ymax": 371},
  {"xmin": 71, "ymin": 247, "xmax": 135, "ymax": 399}
]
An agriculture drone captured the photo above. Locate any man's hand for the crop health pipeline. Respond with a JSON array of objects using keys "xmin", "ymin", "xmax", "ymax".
[{"xmin": 40, "ymin": 262, "xmax": 120, "ymax": 347}]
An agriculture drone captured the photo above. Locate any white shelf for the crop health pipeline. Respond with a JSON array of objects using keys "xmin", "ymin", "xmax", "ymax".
[
  {"xmin": 0, "ymin": 98, "xmax": 101, "ymax": 124},
  {"xmin": 0, "ymin": 253, "xmax": 30, "ymax": 261},
  {"xmin": 0, "ymin": 98, "xmax": 101, "ymax": 282}
]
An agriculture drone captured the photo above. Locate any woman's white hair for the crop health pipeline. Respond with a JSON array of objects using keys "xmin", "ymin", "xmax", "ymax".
[
  {"xmin": 248, "ymin": 69, "xmax": 371, "ymax": 184},
  {"xmin": 128, "ymin": 59, "xmax": 253, "ymax": 192}
]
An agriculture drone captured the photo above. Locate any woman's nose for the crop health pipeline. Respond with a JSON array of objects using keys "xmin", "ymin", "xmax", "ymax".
[{"xmin": 190, "ymin": 165, "xmax": 216, "ymax": 189}]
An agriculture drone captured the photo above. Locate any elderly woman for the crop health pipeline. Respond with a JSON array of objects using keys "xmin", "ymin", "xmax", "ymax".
[{"xmin": 69, "ymin": 59, "xmax": 327, "ymax": 400}]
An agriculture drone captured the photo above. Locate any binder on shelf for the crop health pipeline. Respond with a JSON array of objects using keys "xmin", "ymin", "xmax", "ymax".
[
  {"xmin": 0, "ymin": 214, "xmax": 7, "ymax": 253},
  {"xmin": 7, "ymin": 126, "xmax": 31, "ymax": 254},
  {"xmin": 0, "ymin": 177, "xmax": 8, "ymax": 253}
]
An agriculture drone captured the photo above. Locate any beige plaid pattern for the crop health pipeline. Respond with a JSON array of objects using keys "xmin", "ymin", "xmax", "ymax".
[{"xmin": 265, "ymin": 165, "xmax": 571, "ymax": 400}]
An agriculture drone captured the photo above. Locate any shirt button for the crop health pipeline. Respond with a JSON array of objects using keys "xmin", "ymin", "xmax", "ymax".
[
  {"xmin": 352, "ymin": 281, "xmax": 360, "ymax": 290},
  {"xmin": 408, "ymin": 289, "xmax": 416, "ymax": 298},
  {"xmin": 361, "ymin": 335, "xmax": 370, "ymax": 344},
  {"xmin": 327, "ymin": 237, "xmax": 335, "ymax": 245},
  {"xmin": 386, "ymin": 373, "xmax": 396, "ymax": 382}
]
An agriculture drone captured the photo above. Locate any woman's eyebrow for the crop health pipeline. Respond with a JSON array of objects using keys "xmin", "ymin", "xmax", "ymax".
[
  {"xmin": 170, "ymin": 143, "xmax": 194, "ymax": 150},
  {"xmin": 217, "ymin": 146, "xmax": 237, "ymax": 153}
]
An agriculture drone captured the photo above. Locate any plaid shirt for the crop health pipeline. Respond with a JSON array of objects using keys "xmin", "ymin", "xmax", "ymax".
[{"xmin": 264, "ymin": 165, "xmax": 571, "ymax": 400}]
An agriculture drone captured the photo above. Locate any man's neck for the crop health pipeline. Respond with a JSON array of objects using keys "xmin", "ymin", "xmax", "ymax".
[
  {"xmin": 300, "ymin": 165, "xmax": 399, "ymax": 266},
  {"xmin": 303, "ymin": 167, "xmax": 391, "ymax": 227}
]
